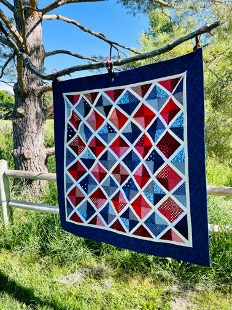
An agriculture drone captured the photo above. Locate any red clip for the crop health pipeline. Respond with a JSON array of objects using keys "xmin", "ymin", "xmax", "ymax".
[
  {"xmin": 52, "ymin": 68, "xmax": 58, "ymax": 75},
  {"xmin": 105, "ymin": 56, "xmax": 113, "ymax": 74},
  {"xmin": 194, "ymin": 25, "xmax": 204, "ymax": 51}
]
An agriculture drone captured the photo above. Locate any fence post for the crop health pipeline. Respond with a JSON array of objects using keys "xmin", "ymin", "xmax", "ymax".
[{"xmin": 0, "ymin": 160, "xmax": 11, "ymax": 226}]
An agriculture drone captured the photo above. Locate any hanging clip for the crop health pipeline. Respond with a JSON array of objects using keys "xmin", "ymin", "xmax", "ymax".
[
  {"xmin": 52, "ymin": 68, "xmax": 58, "ymax": 80},
  {"xmin": 105, "ymin": 56, "xmax": 116, "ymax": 82},
  {"xmin": 105, "ymin": 56, "xmax": 114, "ymax": 74},
  {"xmin": 193, "ymin": 26, "xmax": 204, "ymax": 51}
]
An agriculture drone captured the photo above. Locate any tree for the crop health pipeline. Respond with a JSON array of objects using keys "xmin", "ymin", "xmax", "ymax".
[
  {"xmin": 0, "ymin": 0, "xmax": 219, "ymax": 190},
  {"xmin": 128, "ymin": 2, "xmax": 232, "ymax": 161}
]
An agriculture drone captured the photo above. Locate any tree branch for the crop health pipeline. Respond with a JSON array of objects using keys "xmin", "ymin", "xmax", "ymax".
[
  {"xmin": 21, "ymin": 21, "xmax": 220, "ymax": 80},
  {"xmin": 153, "ymin": 0, "xmax": 170, "ymax": 6},
  {"xmin": 0, "ymin": 53, "xmax": 15, "ymax": 78},
  {"xmin": 0, "ymin": 80, "xmax": 14, "ymax": 87},
  {"xmin": 46, "ymin": 147, "xmax": 55, "ymax": 158},
  {"xmin": 0, "ymin": 22, "xmax": 20, "ymax": 52},
  {"xmin": 45, "ymin": 50, "xmax": 100, "ymax": 62},
  {"xmin": 18, "ymin": 0, "xmax": 29, "ymax": 53},
  {"xmin": 36, "ymin": 84, "xmax": 52, "ymax": 95},
  {"xmin": 41, "ymin": 0, "xmax": 105, "ymax": 15},
  {"xmin": 0, "ymin": 35, "xmax": 14, "ymax": 49},
  {"xmin": 0, "ymin": 0, "xmax": 16, "ymax": 13},
  {"xmin": 0, "ymin": 9, "xmax": 23, "ymax": 46},
  {"xmin": 43, "ymin": 14, "xmax": 140, "ymax": 55}
]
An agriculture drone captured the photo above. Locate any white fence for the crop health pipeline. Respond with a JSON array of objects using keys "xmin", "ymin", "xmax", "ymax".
[{"xmin": 0, "ymin": 159, "xmax": 232, "ymax": 230}]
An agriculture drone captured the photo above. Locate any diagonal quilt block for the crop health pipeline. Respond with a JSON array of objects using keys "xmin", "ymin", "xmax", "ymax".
[{"xmin": 53, "ymin": 49, "xmax": 210, "ymax": 266}]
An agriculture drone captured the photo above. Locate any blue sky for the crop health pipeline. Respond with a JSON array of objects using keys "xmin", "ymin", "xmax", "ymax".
[
  {"xmin": 0, "ymin": 1, "xmax": 149, "ymax": 92},
  {"xmin": 42, "ymin": 1, "xmax": 148, "ymax": 75}
]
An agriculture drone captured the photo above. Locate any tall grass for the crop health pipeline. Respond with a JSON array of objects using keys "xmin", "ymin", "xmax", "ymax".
[
  {"xmin": 0, "ymin": 119, "xmax": 232, "ymax": 309},
  {"xmin": 0, "ymin": 121, "xmax": 14, "ymax": 168}
]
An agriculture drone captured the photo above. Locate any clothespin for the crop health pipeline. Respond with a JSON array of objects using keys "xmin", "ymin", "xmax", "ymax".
[
  {"xmin": 193, "ymin": 26, "xmax": 204, "ymax": 51},
  {"xmin": 105, "ymin": 56, "xmax": 116, "ymax": 82},
  {"xmin": 52, "ymin": 68, "xmax": 58, "ymax": 80},
  {"xmin": 105, "ymin": 56, "xmax": 113, "ymax": 74}
]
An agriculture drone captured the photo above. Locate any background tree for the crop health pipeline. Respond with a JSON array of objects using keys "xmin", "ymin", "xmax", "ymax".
[
  {"xmin": 0, "ymin": 89, "xmax": 14, "ymax": 119},
  {"xmin": 124, "ymin": 1, "xmax": 232, "ymax": 162},
  {"xmin": 0, "ymin": 0, "xmax": 220, "ymax": 191}
]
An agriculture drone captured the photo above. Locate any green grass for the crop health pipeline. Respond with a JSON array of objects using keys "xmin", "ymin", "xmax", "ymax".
[{"xmin": 0, "ymin": 119, "xmax": 232, "ymax": 309}]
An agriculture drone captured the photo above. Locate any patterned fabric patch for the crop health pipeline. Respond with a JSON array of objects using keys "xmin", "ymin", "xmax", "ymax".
[{"xmin": 53, "ymin": 50, "xmax": 209, "ymax": 266}]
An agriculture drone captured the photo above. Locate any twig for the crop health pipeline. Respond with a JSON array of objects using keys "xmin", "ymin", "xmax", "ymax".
[
  {"xmin": 0, "ymin": 0, "xmax": 16, "ymax": 13},
  {"xmin": 0, "ymin": 35, "xmax": 14, "ymax": 49},
  {"xmin": 45, "ymin": 50, "xmax": 99, "ymax": 62},
  {"xmin": 43, "ymin": 14, "xmax": 140, "ymax": 55},
  {"xmin": 23, "ymin": 0, "xmax": 169, "ymax": 14},
  {"xmin": 154, "ymin": 0, "xmax": 170, "ymax": 6},
  {"xmin": 0, "ymin": 9, "xmax": 23, "ymax": 46},
  {"xmin": 0, "ymin": 53, "xmax": 15, "ymax": 78},
  {"xmin": 21, "ymin": 21, "xmax": 220, "ymax": 80},
  {"xmin": 41, "ymin": 0, "xmax": 104, "ymax": 15},
  {"xmin": 0, "ymin": 80, "xmax": 14, "ymax": 87},
  {"xmin": 0, "ymin": 22, "xmax": 20, "ymax": 52}
]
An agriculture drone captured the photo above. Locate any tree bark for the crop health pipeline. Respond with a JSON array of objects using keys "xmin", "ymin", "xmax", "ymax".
[{"xmin": 12, "ymin": 1, "xmax": 48, "ymax": 191}]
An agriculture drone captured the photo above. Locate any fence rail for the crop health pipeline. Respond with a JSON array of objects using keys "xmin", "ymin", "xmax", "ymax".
[{"xmin": 1, "ymin": 159, "xmax": 232, "ymax": 230}]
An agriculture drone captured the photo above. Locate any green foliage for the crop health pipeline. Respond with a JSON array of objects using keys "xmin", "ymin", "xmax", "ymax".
[
  {"xmin": 0, "ymin": 119, "xmax": 56, "ymax": 171},
  {"xmin": 207, "ymin": 157, "xmax": 232, "ymax": 186},
  {"xmin": 130, "ymin": 3, "xmax": 232, "ymax": 162},
  {"xmin": 0, "ymin": 90, "xmax": 14, "ymax": 119},
  {"xmin": 0, "ymin": 90, "xmax": 14, "ymax": 104},
  {"xmin": 43, "ymin": 91, "xmax": 53, "ymax": 109},
  {"xmin": 0, "ymin": 126, "xmax": 232, "ymax": 308},
  {"xmin": 0, "ymin": 3, "xmax": 231, "ymax": 308},
  {"xmin": 0, "ymin": 121, "xmax": 14, "ymax": 168},
  {"xmin": 203, "ymin": 5, "xmax": 232, "ymax": 161}
]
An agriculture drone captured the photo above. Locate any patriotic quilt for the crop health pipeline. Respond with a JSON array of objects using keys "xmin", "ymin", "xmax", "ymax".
[{"xmin": 53, "ymin": 49, "xmax": 210, "ymax": 266}]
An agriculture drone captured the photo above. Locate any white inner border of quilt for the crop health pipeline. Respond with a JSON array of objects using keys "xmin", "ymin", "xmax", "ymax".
[{"xmin": 62, "ymin": 71, "xmax": 193, "ymax": 248}]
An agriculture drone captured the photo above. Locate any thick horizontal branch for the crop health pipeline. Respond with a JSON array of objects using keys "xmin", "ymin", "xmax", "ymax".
[
  {"xmin": 45, "ymin": 50, "xmax": 99, "ymax": 62},
  {"xmin": 41, "ymin": 0, "xmax": 105, "ymax": 15},
  {"xmin": 36, "ymin": 84, "xmax": 52, "ymax": 95},
  {"xmin": 43, "ymin": 14, "xmax": 140, "ymax": 55},
  {"xmin": 0, "ymin": 0, "xmax": 16, "ymax": 13},
  {"xmin": 22, "ymin": 21, "xmax": 220, "ymax": 80},
  {"xmin": 0, "ymin": 9, "xmax": 23, "ymax": 45}
]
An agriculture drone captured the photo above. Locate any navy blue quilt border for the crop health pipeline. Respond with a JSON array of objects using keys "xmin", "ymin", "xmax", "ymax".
[{"xmin": 53, "ymin": 49, "xmax": 210, "ymax": 266}]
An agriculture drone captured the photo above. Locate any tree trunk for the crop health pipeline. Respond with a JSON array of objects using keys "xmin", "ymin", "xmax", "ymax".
[{"xmin": 12, "ymin": 2, "xmax": 48, "ymax": 191}]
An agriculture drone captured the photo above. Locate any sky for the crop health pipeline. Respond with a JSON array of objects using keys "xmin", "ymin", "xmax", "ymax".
[{"xmin": 0, "ymin": 0, "xmax": 149, "ymax": 92}]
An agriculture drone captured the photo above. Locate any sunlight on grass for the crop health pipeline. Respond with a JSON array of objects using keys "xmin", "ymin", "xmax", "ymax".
[{"xmin": 0, "ymin": 120, "xmax": 232, "ymax": 309}]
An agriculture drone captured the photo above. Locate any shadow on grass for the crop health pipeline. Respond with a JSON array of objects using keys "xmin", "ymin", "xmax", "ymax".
[{"xmin": 0, "ymin": 271, "xmax": 66, "ymax": 310}]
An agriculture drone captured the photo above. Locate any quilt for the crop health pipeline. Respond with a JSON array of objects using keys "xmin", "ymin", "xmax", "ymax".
[{"xmin": 53, "ymin": 49, "xmax": 210, "ymax": 266}]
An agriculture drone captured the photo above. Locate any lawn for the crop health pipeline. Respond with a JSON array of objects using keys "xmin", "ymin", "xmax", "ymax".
[{"xmin": 0, "ymin": 119, "xmax": 231, "ymax": 309}]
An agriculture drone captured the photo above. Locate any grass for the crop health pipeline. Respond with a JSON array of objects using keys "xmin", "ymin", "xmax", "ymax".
[{"xmin": 0, "ymin": 119, "xmax": 232, "ymax": 309}]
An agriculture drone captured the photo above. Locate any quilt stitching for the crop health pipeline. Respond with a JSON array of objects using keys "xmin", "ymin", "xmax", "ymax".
[{"xmin": 64, "ymin": 73, "xmax": 192, "ymax": 246}]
